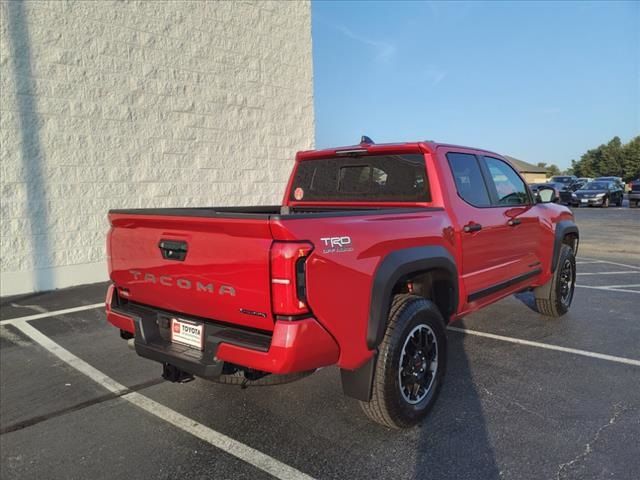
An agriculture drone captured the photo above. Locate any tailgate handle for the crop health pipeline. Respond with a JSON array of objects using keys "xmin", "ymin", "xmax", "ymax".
[{"xmin": 158, "ymin": 240, "xmax": 188, "ymax": 261}]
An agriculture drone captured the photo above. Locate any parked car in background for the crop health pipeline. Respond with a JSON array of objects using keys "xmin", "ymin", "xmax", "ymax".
[
  {"xmin": 594, "ymin": 176, "xmax": 625, "ymax": 191},
  {"xmin": 571, "ymin": 180, "xmax": 587, "ymax": 191},
  {"xmin": 529, "ymin": 183, "xmax": 559, "ymax": 202},
  {"xmin": 549, "ymin": 175, "xmax": 578, "ymax": 187},
  {"xmin": 628, "ymin": 179, "xmax": 640, "ymax": 207},
  {"xmin": 571, "ymin": 180, "xmax": 624, "ymax": 207},
  {"xmin": 548, "ymin": 175, "xmax": 578, "ymax": 204}
]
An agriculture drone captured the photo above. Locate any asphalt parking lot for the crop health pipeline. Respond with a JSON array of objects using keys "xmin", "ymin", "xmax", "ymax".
[{"xmin": 1, "ymin": 207, "xmax": 639, "ymax": 480}]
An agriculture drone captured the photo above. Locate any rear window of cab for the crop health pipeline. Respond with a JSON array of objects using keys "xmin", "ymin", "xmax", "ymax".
[{"xmin": 289, "ymin": 154, "xmax": 430, "ymax": 202}]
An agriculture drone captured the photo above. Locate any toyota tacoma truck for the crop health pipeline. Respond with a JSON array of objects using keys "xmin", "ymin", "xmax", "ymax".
[{"xmin": 106, "ymin": 137, "xmax": 579, "ymax": 428}]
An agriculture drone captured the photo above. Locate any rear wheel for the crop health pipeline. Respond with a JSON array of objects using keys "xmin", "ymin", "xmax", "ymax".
[
  {"xmin": 534, "ymin": 244, "xmax": 576, "ymax": 317},
  {"xmin": 360, "ymin": 295, "xmax": 447, "ymax": 429}
]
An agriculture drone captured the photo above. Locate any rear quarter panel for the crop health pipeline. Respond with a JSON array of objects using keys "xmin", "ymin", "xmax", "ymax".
[{"xmin": 271, "ymin": 210, "xmax": 454, "ymax": 369}]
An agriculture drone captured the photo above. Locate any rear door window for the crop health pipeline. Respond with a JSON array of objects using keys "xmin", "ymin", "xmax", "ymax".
[
  {"xmin": 289, "ymin": 154, "xmax": 429, "ymax": 202},
  {"xmin": 446, "ymin": 152, "xmax": 491, "ymax": 207}
]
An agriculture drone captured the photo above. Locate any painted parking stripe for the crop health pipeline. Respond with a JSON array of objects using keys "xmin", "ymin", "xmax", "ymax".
[
  {"xmin": 12, "ymin": 320, "xmax": 314, "ymax": 480},
  {"xmin": 0, "ymin": 303, "xmax": 104, "ymax": 326},
  {"xmin": 447, "ymin": 326, "xmax": 640, "ymax": 367},
  {"xmin": 576, "ymin": 258, "xmax": 640, "ymax": 270},
  {"xmin": 576, "ymin": 285, "xmax": 640, "ymax": 294},
  {"xmin": 576, "ymin": 271, "xmax": 640, "ymax": 276}
]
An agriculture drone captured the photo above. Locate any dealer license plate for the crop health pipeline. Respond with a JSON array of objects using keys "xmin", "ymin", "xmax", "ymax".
[{"xmin": 171, "ymin": 318, "xmax": 204, "ymax": 350}]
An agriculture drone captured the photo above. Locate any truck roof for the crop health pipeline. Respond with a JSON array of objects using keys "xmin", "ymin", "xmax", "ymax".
[{"xmin": 297, "ymin": 139, "xmax": 503, "ymax": 160}]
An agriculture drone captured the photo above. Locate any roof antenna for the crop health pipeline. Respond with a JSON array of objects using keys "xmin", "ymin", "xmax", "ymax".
[{"xmin": 360, "ymin": 135, "xmax": 375, "ymax": 145}]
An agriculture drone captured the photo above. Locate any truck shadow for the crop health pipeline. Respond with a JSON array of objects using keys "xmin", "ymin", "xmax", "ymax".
[
  {"xmin": 411, "ymin": 329, "xmax": 500, "ymax": 479},
  {"xmin": 188, "ymin": 328, "xmax": 501, "ymax": 479},
  {"xmin": 514, "ymin": 290, "xmax": 540, "ymax": 313}
]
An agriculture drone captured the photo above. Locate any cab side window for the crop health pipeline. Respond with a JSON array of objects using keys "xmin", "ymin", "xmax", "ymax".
[
  {"xmin": 447, "ymin": 153, "xmax": 491, "ymax": 207},
  {"xmin": 483, "ymin": 156, "xmax": 530, "ymax": 205}
]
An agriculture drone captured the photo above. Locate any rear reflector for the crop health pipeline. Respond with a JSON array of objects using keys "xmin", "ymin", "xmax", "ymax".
[{"xmin": 270, "ymin": 241, "xmax": 313, "ymax": 316}]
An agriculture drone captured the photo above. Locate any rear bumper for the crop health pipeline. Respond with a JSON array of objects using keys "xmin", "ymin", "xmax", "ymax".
[{"xmin": 105, "ymin": 285, "xmax": 339, "ymax": 377}]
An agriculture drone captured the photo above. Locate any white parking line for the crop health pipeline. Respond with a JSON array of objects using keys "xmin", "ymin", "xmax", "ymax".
[
  {"xmin": 577, "ymin": 271, "xmax": 640, "ymax": 276},
  {"xmin": 0, "ymin": 303, "xmax": 103, "ymax": 326},
  {"xmin": 576, "ymin": 285, "xmax": 640, "ymax": 294},
  {"xmin": 447, "ymin": 327, "xmax": 640, "ymax": 367},
  {"xmin": 577, "ymin": 258, "xmax": 640, "ymax": 270},
  {"xmin": 12, "ymin": 319, "xmax": 314, "ymax": 480}
]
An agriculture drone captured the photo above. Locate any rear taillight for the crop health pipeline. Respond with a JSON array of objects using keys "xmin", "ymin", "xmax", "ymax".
[{"xmin": 270, "ymin": 241, "xmax": 313, "ymax": 316}]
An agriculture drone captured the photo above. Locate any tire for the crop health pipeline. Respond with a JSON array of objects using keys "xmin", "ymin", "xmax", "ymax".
[
  {"xmin": 534, "ymin": 244, "xmax": 576, "ymax": 317},
  {"xmin": 602, "ymin": 196, "xmax": 609, "ymax": 208},
  {"xmin": 360, "ymin": 294, "xmax": 447, "ymax": 429},
  {"xmin": 212, "ymin": 369, "xmax": 314, "ymax": 386}
]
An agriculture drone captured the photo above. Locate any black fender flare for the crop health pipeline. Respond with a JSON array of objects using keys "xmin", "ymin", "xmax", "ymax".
[
  {"xmin": 341, "ymin": 245, "xmax": 458, "ymax": 401},
  {"xmin": 551, "ymin": 220, "xmax": 579, "ymax": 272},
  {"xmin": 366, "ymin": 245, "xmax": 458, "ymax": 350}
]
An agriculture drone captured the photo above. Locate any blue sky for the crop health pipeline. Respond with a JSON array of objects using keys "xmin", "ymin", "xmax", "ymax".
[{"xmin": 311, "ymin": 1, "xmax": 639, "ymax": 169}]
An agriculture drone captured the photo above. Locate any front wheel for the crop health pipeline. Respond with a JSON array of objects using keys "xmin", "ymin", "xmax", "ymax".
[
  {"xmin": 602, "ymin": 196, "xmax": 610, "ymax": 208},
  {"xmin": 534, "ymin": 244, "xmax": 576, "ymax": 317},
  {"xmin": 360, "ymin": 295, "xmax": 447, "ymax": 429}
]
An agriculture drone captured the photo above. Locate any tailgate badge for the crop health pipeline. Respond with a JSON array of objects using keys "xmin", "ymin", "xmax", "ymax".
[{"xmin": 129, "ymin": 270, "xmax": 236, "ymax": 296}]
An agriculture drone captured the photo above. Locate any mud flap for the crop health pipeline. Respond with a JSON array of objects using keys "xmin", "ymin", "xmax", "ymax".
[{"xmin": 340, "ymin": 353, "xmax": 377, "ymax": 402}]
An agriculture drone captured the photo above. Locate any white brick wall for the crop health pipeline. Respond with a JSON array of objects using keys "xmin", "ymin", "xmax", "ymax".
[{"xmin": 0, "ymin": 0, "xmax": 314, "ymax": 296}]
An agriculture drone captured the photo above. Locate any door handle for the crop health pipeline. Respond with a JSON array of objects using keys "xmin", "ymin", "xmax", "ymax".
[
  {"xmin": 507, "ymin": 218, "xmax": 522, "ymax": 227},
  {"xmin": 158, "ymin": 239, "xmax": 188, "ymax": 261},
  {"xmin": 463, "ymin": 223, "xmax": 482, "ymax": 233}
]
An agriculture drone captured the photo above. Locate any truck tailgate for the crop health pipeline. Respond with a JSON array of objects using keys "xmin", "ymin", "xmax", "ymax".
[{"xmin": 108, "ymin": 212, "xmax": 275, "ymax": 331}]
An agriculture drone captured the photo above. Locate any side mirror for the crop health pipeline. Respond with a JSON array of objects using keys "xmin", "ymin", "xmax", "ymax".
[{"xmin": 537, "ymin": 186, "xmax": 558, "ymax": 203}]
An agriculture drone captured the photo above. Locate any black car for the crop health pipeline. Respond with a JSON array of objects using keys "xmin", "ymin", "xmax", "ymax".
[
  {"xmin": 571, "ymin": 180, "xmax": 587, "ymax": 191},
  {"xmin": 629, "ymin": 179, "xmax": 640, "ymax": 208},
  {"xmin": 594, "ymin": 176, "xmax": 625, "ymax": 191},
  {"xmin": 549, "ymin": 175, "xmax": 578, "ymax": 204},
  {"xmin": 571, "ymin": 181, "xmax": 624, "ymax": 208}
]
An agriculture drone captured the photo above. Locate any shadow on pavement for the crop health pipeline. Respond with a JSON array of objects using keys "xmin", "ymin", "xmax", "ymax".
[{"xmin": 413, "ymin": 329, "xmax": 500, "ymax": 479}]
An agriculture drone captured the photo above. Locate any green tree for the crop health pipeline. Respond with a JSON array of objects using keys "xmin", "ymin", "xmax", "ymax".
[
  {"xmin": 622, "ymin": 136, "xmax": 640, "ymax": 180},
  {"xmin": 570, "ymin": 136, "xmax": 639, "ymax": 181}
]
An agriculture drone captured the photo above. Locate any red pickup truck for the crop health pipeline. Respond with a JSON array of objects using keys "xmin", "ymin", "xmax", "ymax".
[{"xmin": 106, "ymin": 138, "xmax": 578, "ymax": 428}]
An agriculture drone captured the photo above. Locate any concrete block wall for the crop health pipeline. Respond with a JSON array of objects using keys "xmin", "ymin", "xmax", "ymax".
[{"xmin": 0, "ymin": 0, "xmax": 314, "ymax": 296}]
